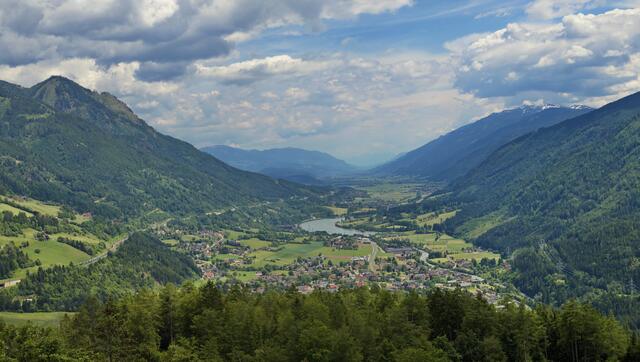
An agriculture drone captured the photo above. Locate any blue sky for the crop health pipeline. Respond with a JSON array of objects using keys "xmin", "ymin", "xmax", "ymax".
[{"xmin": 0, "ymin": 0, "xmax": 639, "ymax": 166}]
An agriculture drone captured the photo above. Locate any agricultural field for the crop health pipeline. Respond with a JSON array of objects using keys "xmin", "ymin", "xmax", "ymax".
[
  {"xmin": 245, "ymin": 241, "xmax": 374, "ymax": 268},
  {"xmin": 0, "ymin": 203, "xmax": 33, "ymax": 216},
  {"xmin": 223, "ymin": 229, "xmax": 246, "ymax": 240},
  {"xmin": 326, "ymin": 206, "xmax": 348, "ymax": 216},
  {"xmin": 456, "ymin": 211, "xmax": 514, "ymax": 240},
  {"xmin": 238, "ymin": 238, "xmax": 271, "ymax": 249},
  {"xmin": 1, "ymin": 195, "xmax": 92, "ymax": 224},
  {"xmin": 5, "ymin": 196, "xmax": 61, "ymax": 216},
  {"xmin": 415, "ymin": 210, "xmax": 458, "ymax": 227},
  {"xmin": 384, "ymin": 230, "xmax": 500, "ymax": 264},
  {"xmin": 0, "ymin": 312, "xmax": 71, "ymax": 328},
  {"xmin": 0, "ymin": 229, "xmax": 100, "ymax": 280},
  {"xmin": 356, "ymin": 182, "xmax": 425, "ymax": 203}
]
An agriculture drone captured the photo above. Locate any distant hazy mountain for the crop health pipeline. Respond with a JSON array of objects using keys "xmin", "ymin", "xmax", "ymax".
[
  {"xmin": 201, "ymin": 145, "xmax": 356, "ymax": 183},
  {"xmin": 374, "ymin": 104, "xmax": 592, "ymax": 181}
]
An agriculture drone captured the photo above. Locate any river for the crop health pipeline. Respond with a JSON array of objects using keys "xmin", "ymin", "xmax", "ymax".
[{"xmin": 299, "ymin": 218, "xmax": 376, "ymax": 236}]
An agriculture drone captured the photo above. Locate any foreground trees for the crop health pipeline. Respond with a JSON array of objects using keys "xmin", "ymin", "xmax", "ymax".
[{"xmin": 0, "ymin": 285, "xmax": 637, "ymax": 361}]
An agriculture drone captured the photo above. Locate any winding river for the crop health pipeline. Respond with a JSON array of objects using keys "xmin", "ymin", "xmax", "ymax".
[{"xmin": 299, "ymin": 218, "xmax": 376, "ymax": 236}]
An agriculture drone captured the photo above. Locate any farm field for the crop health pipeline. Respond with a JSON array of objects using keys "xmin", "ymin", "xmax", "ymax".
[
  {"xmin": 223, "ymin": 229, "xmax": 246, "ymax": 240},
  {"xmin": 357, "ymin": 182, "xmax": 423, "ymax": 202},
  {"xmin": 0, "ymin": 203, "xmax": 33, "ymax": 216},
  {"xmin": 415, "ymin": 210, "xmax": 457, "ymax": 227},
  {"xmin": 384, "ymin": 230, "xmax": 500, "ymax": 263},
  {"xmin": 326, "ymin": 206, "xmax": 348, "ymax": 216},
  {"xmin": 239, "ymin": 238, "xmax": 271, "ymax": 249},
  {"xmin": 0, "ymin": 229, "xmax": 92, "ymax": 280},
  {"xmin": 246, "ymin": 241, "xmax": 374, "ymax": 268},
  {"xmin": 456, "ymin": 211, "xmax": 514, "ymax": 240},
  {"xmin": 5, "ymin": 196, "xmax": 61, "ymax": 216},
  {"xmin": 0, "ymin": 312, "xmax": 71, "ymax": 328}
]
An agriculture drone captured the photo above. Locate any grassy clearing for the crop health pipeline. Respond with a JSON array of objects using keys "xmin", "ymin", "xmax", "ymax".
[
  {"xmin": 0, "ymin": 203, "xmax": 33, "ymax": 216},
  {"xmin": 49, "ymin": 232, "xmax": 103, "ymax": 245},
  {"xmin": 6, "ymin": 197, "xmax": 61, "ymax": 216},
  {"xmin": 415, "ymin": 210, "xmax": 458, "ymax": 227},
  {"xmin": 357, "ymin": 182, "xmax": 423, "ymax": 202},
  {"xmin": 239, "ymin": 238, "xmax": 271, "ymax": 249},
  {"xmin": 457, "ymin": 211, "xmax": 514, "ymax": 240},
  {"xmin": 0, "ymin": 312, "xmax": 71, "ymax": 328},
  {"xmin": 0, "ymin": 229, "xmax": 91, "ymax": 279},
  {"xmin": 162, "ymin": 239, "xmax": 180, "ymax": 246},
  {"xmin": 249, "ymin": 243, "xmax": 323, "ymax": 267},
  {"xmin": 232, "ymin": 271, "xmax": 258, "ymax": 282},
  {"xmin": 326, "ymin": 206, "xmax": 348, "ymax": 216},
  {"xmin": 450, "ymin": 252, "xmax": 500, "ymax": 261},
  {"xmin": 213, "ymin": 253, "xmax": 239, "ymax": 261},
  {"xmin": 319, "ymin": 244, "xmax": 372, "ymax": 260},
  {"xmin": 223, "ymin": 229, "xmax": 246, "ymax": 240},
  {"xmin": 247, "ymin": 241, "xmax": 374, "ymax": 267}
]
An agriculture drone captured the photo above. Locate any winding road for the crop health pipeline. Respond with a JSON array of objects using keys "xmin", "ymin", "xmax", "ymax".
[{"xmin": 80, "ymin": 235, "xmax": 128, "ymax": 266}]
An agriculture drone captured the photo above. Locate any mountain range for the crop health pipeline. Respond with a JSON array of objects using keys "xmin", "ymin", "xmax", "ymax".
[
  {"xmin": 374, "ymin": 104, "xmax": 592, "ymax": 181},
  {"xmin": 433, "ymin": 90, "xmax": 640, "ymax": 310},
  {"xmin": 0, "ymin": 76, "xmax": 316, "ymax": 220},
  {"xmin": 201, "ymin": 145, "xmax": 357, "ymax": 184}
]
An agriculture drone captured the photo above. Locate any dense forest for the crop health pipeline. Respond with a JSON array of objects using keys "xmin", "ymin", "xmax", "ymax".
[
  {"xmin": 0, "ymin": 243, "xmax": 33, "ymax": 279},
  {"xmin": 0, "ymin": 233, "xmax": 199, "ymax": 312},
  {"xmin": 374, "ymin": 105, "xmax": 591, "ymax": 180},
  {"xmin": 402, "ymin": 91, "xmax": 640, "ymax": 325},
  {"xmin": 1, "ymin": 284, "xmax": 638, "ymax": 361}
]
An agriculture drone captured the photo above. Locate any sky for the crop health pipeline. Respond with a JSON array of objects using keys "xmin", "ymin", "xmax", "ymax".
[{"xmin": 1, "ymin": 1, "xmax": 640, "ymax": 166}]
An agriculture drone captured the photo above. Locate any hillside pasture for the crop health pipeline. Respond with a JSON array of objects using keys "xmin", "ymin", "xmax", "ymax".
[{"xmin": 0, "ymin": 312, "xmax": 71, "ymax": 328}]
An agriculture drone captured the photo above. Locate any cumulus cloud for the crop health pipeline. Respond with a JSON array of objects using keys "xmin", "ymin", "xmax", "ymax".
[
  {"xmin": 526, "ymin": 0, "xmax": 604, "ymax": 19},
  {"xmin": 0, "ymin": 0, "xmax": 412, "ymax": 81},
  {"xmin": 449, "ymin": 8, "xmax": 640, "ymax": 101},
  {"xmin": 196, "ymin": 55, "xmax": 332, "ymax": 85}
]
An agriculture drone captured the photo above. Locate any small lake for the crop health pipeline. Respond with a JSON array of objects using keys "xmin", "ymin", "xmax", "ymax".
[{"xmin": 299, "ymin": 218, "xmax": 376, "ymax": 236}]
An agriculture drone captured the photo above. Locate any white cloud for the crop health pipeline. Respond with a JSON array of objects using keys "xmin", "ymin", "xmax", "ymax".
[
  {"xmin": 450, "ymin": 8, "xmax": 640, "ymax": 102},
  {"xmin": 196, "ymin": 55, "xmax": 331, "ymax": 85},
  {"xmin": 526, "ymin": 0, "xmax": 604, "ymax": 19},
  {"xmin": 0, "ymin": 0, "xmax": 412, "ymax": 81}
]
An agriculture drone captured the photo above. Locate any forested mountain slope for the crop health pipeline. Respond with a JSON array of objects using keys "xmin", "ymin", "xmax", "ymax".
[
  {"xmin": 0, "ymin": 77, "xmax": 314, "ymax": 220},
  {"xmin": 202, "ymin": 145, "xmax": 357, "ymax": 182},
  {"xmin": 441, "ymin": 91, "xmax": 640, "ymax": 308},
  {"xmin": 374, "ymin": 105, "xmax": 591, "ymax": 181}
]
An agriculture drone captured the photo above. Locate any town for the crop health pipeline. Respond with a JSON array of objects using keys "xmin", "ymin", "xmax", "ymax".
[{"xmin": 161, "ymin": 226, "xmax": 521, "ymax": 307}]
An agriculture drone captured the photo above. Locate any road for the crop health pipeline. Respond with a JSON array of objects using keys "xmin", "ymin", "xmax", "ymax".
[{"xmin": 80, "ymin": 235, "xmax": 128, "ymax": 266}]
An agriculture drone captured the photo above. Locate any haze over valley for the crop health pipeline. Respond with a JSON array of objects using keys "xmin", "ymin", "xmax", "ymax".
[{"xmin": 2, "ymin": 1, "xmax": 640, "ymax": 361}]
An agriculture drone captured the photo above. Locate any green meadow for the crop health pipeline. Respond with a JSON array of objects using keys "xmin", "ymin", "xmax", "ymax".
[{"xmin": 0, "ymin": 312, "xmax": 71, "ymax": 328}]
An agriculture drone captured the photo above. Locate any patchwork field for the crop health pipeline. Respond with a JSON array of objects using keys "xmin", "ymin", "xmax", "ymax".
[
  {"xmin": 5, "ymin": 197, "xmax": 61, "ymax": 216},
  {"xmin": 245, "ymin": 241, "xmax": 374, "ymax": 268},
  {"xmin": 326, "ymin": 206, "xmax": 348, "ymax": 216},
  {"xmin": 357, "ymin": 182, "xmax": 424, "ymax": 202},
  {"xmin": 0, "ymin": 203, "xmax": 33, "ymax": 216},
  {"xmin": 415, "ymin": 210, "xmax": 458, "ymax": 227},
  {"xmin": 0, "ymin": 312, "xmax": 71, "ymax": 328},
  {"xmin": 239, "ymin": 238, "xmax": 271, "ymax": 249},
  {"xmin": 384, "ymin": 230, "xmax": 499, "ymax": 263}
]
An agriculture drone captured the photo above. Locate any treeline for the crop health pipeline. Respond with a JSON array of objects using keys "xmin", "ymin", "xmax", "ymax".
[
  {"xmin": 0, "ymin": 232, "xmax": 199, "ymax": 312},
  {"xmin": 0, "ymin": 209, "xmax": 66, "ymax": 237},
  {"xmin": 0, "ymin": 243, "xmax": 33, "ymax": 279},
  {"xmin": 56, "ymin": 236, "xmax": 100, "ymax": 256},
  {"xmin": 1, "ymin": 286, "xmax": 639, "ymax": 361}
]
